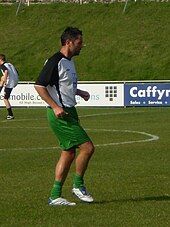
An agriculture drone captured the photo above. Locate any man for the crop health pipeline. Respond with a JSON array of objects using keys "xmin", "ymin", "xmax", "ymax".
[
  {"xmin": 34, "ymin": 27, "xmax": 95, "ymax": 206},
  {"xmin": 0, "ymin": 54, "xmax": 19, "ymax": 120}
]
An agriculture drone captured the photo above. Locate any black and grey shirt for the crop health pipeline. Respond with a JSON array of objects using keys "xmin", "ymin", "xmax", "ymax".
[
  {"xmin": 35, "ymin": 52, "xmax": 78, "ymax": 108},
  {"xmin": 0, "ymin": 62, "xmax": 19, "ymax": 88}
]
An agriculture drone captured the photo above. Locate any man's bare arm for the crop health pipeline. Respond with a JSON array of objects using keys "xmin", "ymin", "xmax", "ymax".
[{"xmin": 34, "ymin": 85, "xmax": 66, "ymax": 117}]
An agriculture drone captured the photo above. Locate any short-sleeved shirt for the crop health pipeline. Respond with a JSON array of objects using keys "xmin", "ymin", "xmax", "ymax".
[
  {"xmin": 35, "ymin": 52, "xmax": 78, "ymax": 108},
  {"xmin": 0, "ymin": 62, "xmax": 19, "ymax": 88}
]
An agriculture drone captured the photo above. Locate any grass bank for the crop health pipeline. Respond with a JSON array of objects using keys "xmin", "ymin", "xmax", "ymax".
[{"xmin": 0, "ymin": 2, "xmax": 170, "ymax": 81}]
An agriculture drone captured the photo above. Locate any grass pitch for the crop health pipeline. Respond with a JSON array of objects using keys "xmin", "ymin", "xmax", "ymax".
[{"xmin": 0, "ymin": 107, "xmax": 170, "ymax": 226}]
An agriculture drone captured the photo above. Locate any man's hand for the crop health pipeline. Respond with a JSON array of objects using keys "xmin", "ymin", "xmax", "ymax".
[
  {"xmin": 82, "ymin": 91, "xmax": 90, "ymax": 101},
  {"xmin": 53, "ymin": 106, "xmax": 68, "ymax": 118},
  {"xmin": 77, "ymin": 89, "xmax": 90, "ymax": 101},
  {"xmin": 34, "ymin": 85, "xmax": 68, "ymax": 118}
]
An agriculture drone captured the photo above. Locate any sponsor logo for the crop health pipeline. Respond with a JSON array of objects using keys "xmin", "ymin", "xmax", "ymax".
[
  {"xmin": 125, "ymin": 83, "xmax": 170, "ymax": 106},
  {"xmin": 105, "ymin": 86, "xmax": 117, "ymax": 101},
  {"xmin": 130, "ymin": 86, "xmax": 170, "ymax": 100}
]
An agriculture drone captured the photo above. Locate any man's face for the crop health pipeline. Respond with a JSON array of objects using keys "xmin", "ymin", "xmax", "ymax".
[
  {"xmin": 68, "ymin": 35, "xmax": 83, "ymax": 56},
  {"xmin": 0, "ymin": 59, "xmax": 3, "ymax": 65}
]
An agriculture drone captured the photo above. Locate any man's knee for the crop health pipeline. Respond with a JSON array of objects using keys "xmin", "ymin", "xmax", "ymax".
[
  {"xmin": 80, "ymin": 141, "xmax": 95, "ymax": 156},
  {"xmin": 89, "ymin": 142, "xmax": 95, "ymax": 155},
  {"xmin": 61, "ymin": 149, "xmax": 76, "ymax": 164}
]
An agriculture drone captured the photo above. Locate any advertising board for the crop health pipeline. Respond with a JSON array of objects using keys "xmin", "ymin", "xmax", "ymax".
[
  {"xmin": 76, "ymin": 83, "xmax": 124, "ymax": 106},
  {"xmin": 124, "ymin": 83, "xmax": 170, "ymax": 106},
  {"xmin": 0, "ymin": 84, "xmax": 46, "ymax": 107},
  {"xmin": 0, "ymin": 83, "xmax": 124, "ymax": 107}
]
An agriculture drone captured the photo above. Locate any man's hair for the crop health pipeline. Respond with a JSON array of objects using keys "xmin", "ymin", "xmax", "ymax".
[
  {"xmin": 61, "ymin": 27, "xmax": 82, "ymax": 46},
  {"xmin": 0, "ymin": 54, "xmax": 6, "ymax": 61}
]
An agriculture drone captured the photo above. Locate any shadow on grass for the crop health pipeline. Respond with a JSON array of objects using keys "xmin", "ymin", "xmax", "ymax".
[{"xmin": 93, "ymin": 195, "xmax": 170, "ymax": 205}]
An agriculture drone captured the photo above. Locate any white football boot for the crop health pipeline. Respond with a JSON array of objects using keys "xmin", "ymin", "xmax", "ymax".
[
  {"xmin": 48, "ymin": 197, "xmax": 76, "ymax": 206},
  {"xmin": 72, "ymin": 186, "xmax": 94, "ymax": 203},
  {"xmin": 6, "ymin": 115, "xmax": 14, "ymax": 120}
]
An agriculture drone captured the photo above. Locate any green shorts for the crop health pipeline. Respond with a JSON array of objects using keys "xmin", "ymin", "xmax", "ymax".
[{"xmin": 47, "ymin": 107, "xmax": 91, "ymax": 151}]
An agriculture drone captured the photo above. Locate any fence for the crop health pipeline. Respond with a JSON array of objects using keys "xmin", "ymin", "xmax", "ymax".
[
  {"xmin": 0, "ymin": 0, "xmax": 169, "ymax": 3},
  {"xmin": 0, "ymin": 81, "xmax": 170, "ymax": 107}
]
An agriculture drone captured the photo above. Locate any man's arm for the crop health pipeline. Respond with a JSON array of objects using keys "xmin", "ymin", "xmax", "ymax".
[
  {"xmin": 0, "ymin": 76, "xmax": 5, "ymax": 86},
  {"xmin": 0, "ymin": 69, "xmax": 8, "ymax": 86},
  {"xmin": 76, "ymin": 89, "xmax": 90, "ymax": 101},
  {"xmin": 34, "ymin": 85, "xmax": 66, "ymax": 117}
]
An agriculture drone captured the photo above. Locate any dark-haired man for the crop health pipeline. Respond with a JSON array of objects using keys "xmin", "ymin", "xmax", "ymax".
[
  {"xmin": 35, "ymin": 27, "xmax": 95, "ymax": 206},
  {"xmin": 0, "ymin": 54, "xmax": 19, "ymax": 120}
]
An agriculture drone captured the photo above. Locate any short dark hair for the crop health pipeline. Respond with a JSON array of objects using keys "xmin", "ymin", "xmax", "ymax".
[
  {"xmin": 61, "ymin": 27, "xmax": 82, "ymax": 46},
  {"xmin": 0, "ymin": 54, "xmax": 6, "ymax": 61}
]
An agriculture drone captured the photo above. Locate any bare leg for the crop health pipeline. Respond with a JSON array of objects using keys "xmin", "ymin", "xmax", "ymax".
[
  {"xmin": 72, "ymin": 141, "xmax": 95, "ymax": 202},
  {"xmin": 75, "ymin": 141, "xmax": 94, "ymax": 177},
  {"xmin": 4, "ymin": 98, "xmax": 11, "ymax": 109},
  {"xmin": 55, "ymin": 149, "xmax": 75, "ymax": 184},
  {"xmin": 4, "ymin": 98, "xmax": 14, "ymax": 119},
  {"xmin": 50, "ymin": 149, "xmax": 77, "ymax": 204}
]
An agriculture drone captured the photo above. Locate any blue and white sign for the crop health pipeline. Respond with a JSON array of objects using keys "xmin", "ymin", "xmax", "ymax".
[{"xmin": 125, "ymin": 83, "xmax": 170, "ymax": 106}]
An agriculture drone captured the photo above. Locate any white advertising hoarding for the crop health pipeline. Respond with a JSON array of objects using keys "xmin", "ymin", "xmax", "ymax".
[
  {"xmin": 0, "ymin": 83, "xmax": 124, "ymax": 107},
  {"xmin": 0, "ymin": 84, "xmax": 46, "ymax": 107},
  {"xmin": 76, "ymin": 83, "xmax": 124, "ymax": 106}
]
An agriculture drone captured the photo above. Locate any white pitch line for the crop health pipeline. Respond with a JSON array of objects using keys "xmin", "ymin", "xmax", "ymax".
[
  {"xmin": 79, "ymin": 110, "xmax": 145, "ymax": 118},
  {"xmin": 0, "ymin": 118, "xmax": 46, "ymax": 123},
  {"xmin": 1, "ymin": 126, "xmax": 48, "ymax": 129},
  {"xmin": 0, "ymin": 110, "xmax": 145, "ymax": 123},
  {"xmin": 0, "ymin": 128, "xmax": 159, "ymax": 151},
  {"xmin": 0, "ymin": 146, "xmax": 60, "ymax": 152},
  {"xmin": 85, "ymin": 129, "xmax": 159, "ymax": 147}
]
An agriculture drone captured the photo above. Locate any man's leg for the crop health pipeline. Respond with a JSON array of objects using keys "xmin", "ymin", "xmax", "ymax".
[
  {"xmin": 75, "ymin": 141, "xmax": 94, "ymax": 178},
  {"xmin": 72, "ymin": 141, "xmax": 95, "ymax": 202},
  {"xmin": 4, "ymin": 98, "xmax": 14, "ymax": 119},
  {"xmin": 4, "ymin": 88, "xmax": 14, "ymax": 119},
  {"xmin": 50, "ymin": 149, "xmax": 75, "ymax": 199}
]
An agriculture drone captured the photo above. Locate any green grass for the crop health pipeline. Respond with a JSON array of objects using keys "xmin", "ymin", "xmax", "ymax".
[
  {"xmin": 0, "ymin": 2, "xmax": 170, "ymax": 81},
  {"xmin": 0, "ymin": 107, "xmax": 170, "ymax": 226}
]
